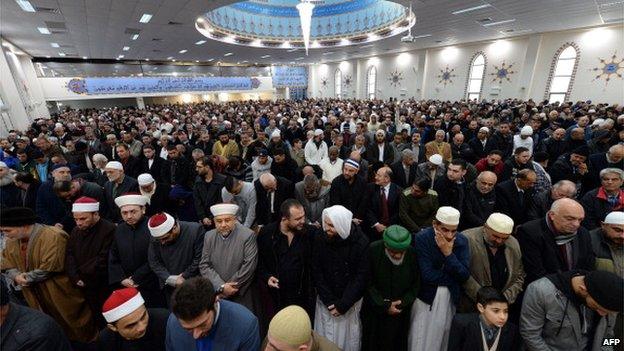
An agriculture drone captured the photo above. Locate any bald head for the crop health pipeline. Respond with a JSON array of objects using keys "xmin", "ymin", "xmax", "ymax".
[
  {"xmin": 476, "ymin": 171, "xmax": 497, "ymax": 194},
  {"xmin": 301, "ymin": 166, "xmax": 315, "ymax": 177},
  {"xmin": 259, "ymin": 173, "xmax": 277, "ymax": 191},
  {"xmin": 349, "ymin": 150, "xmax": 362, "ymax": 162},
  {"xmin": 608, "ymin": 144, "xmax": 624, "ymax": 164},
  {"xmin": 551, "ymin": 180, "xmax": 577, "ymax": 200},
  {"xmin": 549, "ymin": 198, "xmax": 585, "ymax": 235}
]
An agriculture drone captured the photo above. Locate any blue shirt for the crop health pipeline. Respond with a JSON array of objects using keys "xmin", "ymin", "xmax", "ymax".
[
  {"xmin": 413, "ymin": 226, "xmax": 470, "ymax": 305},
  {"xmin": 166, "ymin": 300, "xmax": 260, "ymax": 351}
]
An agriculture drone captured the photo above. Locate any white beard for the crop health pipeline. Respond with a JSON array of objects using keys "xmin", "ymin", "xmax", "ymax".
[{"xmin": 384, "ymin": 248, "xmax": 404, "ymax": 266}]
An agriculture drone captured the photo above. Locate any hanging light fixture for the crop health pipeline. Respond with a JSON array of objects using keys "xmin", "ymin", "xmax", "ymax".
[{"xmin": 296, "ymin": 0, "xmax": 315, "ymax": 55}]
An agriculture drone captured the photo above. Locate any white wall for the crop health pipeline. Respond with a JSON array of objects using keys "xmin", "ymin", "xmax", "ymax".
[{"xmin": 309, "ymin": 24, "xmax": 624, "ymax": 104}]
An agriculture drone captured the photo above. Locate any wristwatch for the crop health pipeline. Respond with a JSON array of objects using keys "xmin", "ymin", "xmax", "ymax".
[{"xmin": 218, "ymin": 284, "xmax": 225, "ymax": 294}]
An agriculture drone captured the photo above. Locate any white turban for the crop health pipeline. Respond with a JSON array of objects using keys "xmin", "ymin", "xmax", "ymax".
[{"xmin": 322, "ymin": 205, "xmax": 353, "ymax": 240}]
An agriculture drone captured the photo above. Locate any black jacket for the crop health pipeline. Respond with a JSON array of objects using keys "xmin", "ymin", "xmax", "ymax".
[
  {"xmin": 489, "ymin": 131, "xmax": 513, "ymax": 158},
  {"xmin": 500, "ymin": 158, "xmax": 534, "ymax": 182},
  {"xmin": 390, "ymin": 161, "xmax": 417, "ymax": 188},
  {"xmin": 580, "ymin": 187, "xmax": 622, "ymax": 230},
  {"xmin": 329, "ymin": 175, "xmax": 369, "ymax": 220},
  {"xmin": 162, "ymin": 156, "xmax": 192, "ymax": 189},
  {"xmin": 527, "ymin": 189, "xmax": 553, "ymax": 222},
  {"xmin": 495, "ymin": 179, "xmax": 534, "ymax": 226},
  {"xmin": 468, "ymin": 137, "xmax": 494, "ymax": 160},
  {"xmin": 192, "ymin": 174, "xmax": 226, "ymax": 221},
  {"xmin": 312, "ymin": 225, "xmax": 369, "ymax": 314},
  {"xmin": 120, "ymin": 156, "xmax": 142, "ymax": 179},
  {"xmin": 365, "ymin": 183, "xmax": 402, "ymax": 231},
  {"xmin": 270, "ymin": 157, "xmax": 299, "ymax": 182},
  {"xmin": 433, "ymin": 176, "xmax": 466, "ymax": 213},
  {"xmin": 549, "ymin": 154, "xmax": 586, "ymax": 187},
  {"xmin": 257, "ymin": 222, "xmax": 318, "ymax": 314},
  {"xmin": 254, "ymin": 176, "xmax": 295, "ymax": 226},
  {"xmin": 140, "ymin": 157, "xmax": 169, "ymax": 184},
  {"xmin": 144, "ymin": 183, "xmax": 172, "ymax": 217},
  {"xmin": 367, "ymin": 142, "xmax": 394, "ymax": 165},
  {"xmin": 448, "ymin": 313, "xmax": 518, "ymax": 351},
  {"xmin": 104, "ymin": 176, "xmax": 139, "ymax": 223},
  {"xmin": 540, "ymin": 137, "xmax": 569, "ymax": 166},
  {"xmin": 516, "ymin": 218, "xmax": 595, "ymax": 285},
  {"xmin": 0, "ymin": 303, "xmax": 71, "ymax": 351},
  {"xmin": 461, "ymin": 182, "xmax": 496, "ymax": 229}
]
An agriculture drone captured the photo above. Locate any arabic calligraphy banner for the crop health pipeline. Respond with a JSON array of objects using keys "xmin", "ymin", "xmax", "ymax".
[
  {"xmin": 66, "ymin": 77, "xmax": 261, "ymax": 95},
  {"xmin": 272, "ymin": 66, "xmax": 308, "ymax": 88}
]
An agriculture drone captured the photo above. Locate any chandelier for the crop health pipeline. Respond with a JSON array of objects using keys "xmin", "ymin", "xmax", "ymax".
[{"xmin": 296, "ymin": 0, "xmax": 315, "ymax": 55}]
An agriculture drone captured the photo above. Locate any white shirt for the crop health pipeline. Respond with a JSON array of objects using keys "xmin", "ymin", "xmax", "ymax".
[
  {"xmin": 513, "ymin": 135, "xmax": 534, "ymax": 156},
  {"xmin": 319, "ymin": 158, "xmax": 344, "ymax": 184},
  {"xmin": 377, "ymin": 143, "xmax": 385, "ymax": 162},
  {"xmin": 304, "ymin": 140, "xmax": 328, "ymax": 165},
  {"xmin": 148, "ymin": 158, "xmax": 154, "ymax": 169}
]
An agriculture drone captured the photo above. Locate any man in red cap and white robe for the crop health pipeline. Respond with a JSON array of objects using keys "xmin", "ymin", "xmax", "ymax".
[
  {"xmin": 109, "ymin": 193, "xmax": 166, "ymax": 308},
  {"xmin": 199, "ymin": 203, "xmax": 258, "ymax": 313},
  {"xmin": 98, "ymin": 287, "xmax": 170, "ymax": 351},
  {"xmin": 147, "ymin": 212, "xmax": 205, "ymax": 304},
  {"xmin": 66, "ymin": 196, "xmax": 116, "ymax": 328}
]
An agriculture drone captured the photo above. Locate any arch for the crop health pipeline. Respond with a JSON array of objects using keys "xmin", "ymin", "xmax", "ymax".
[
  {"xmin": 464, "ymin": 52, "xmax": 487, "ymax": 101},
  {"xmin": 334, "ymin": 69, "xmax": 342, "ymax": 98},
  {"xmin": 544, "ymin": 42, "xmax": 580, "ymax": 103},
  {"xmin": 366, "ymin": 65, "xmax": 377, "ymax": 99}
]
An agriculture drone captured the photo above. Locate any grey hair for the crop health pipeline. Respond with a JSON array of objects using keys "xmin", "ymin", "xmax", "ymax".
[
  {"xmin": 552, "ymin": 180, "xmax": 576, "ymax": 192},
  {"xmin": 600, "ymin": 168, "xmax": 624, "ymax": 180},
  {"xmin": 92, "ymin": 153, "xmax": 108, "ymax": 164},
  {"xmin": 401, "ymin": 149, "xmax": 415, "ymax": 160}
]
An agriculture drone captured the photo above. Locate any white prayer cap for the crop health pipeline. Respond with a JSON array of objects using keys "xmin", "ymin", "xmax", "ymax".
[
  {"xmin": 592, "ymin": 118, "xmax": 605, "ymax": 127},
  {"xmin": 604, "ymin": 211, "xmax": 624, "ymax": 225},
  {"xmin": 428, "ymin": 154, "xmax": 443, "ymax": 166},
  {"xmin": 105, "ymin": 161, "xmax": 123, "ymax": 170},
  {"xmin": 114, "ymin": 193, "xmax": 148, "ymax": 208},
  {"xmin": 375, "ymin": 129, "xmax": 386, "ymax": 136},
  {"xmin": 486, "ymin": 213, "xmax": 514, "ymax": 234},
  {"xmin": 148, "ymin": 212, "xmax": 175, "ymax": 238},
  {"xmin": 435, "ymin": 206, "xmax": 460, "ymax": 226},
  {"xmin": 271, "ymin": 129, "xmax": 281, "ymax": 139},
  {"xmin": 210, "ymin": 203, "xmax": 239, "ymax": 217},
  {"xmin": 137, "ymin": 173, "xmax": 155, "ymax": 186},
  {"xmin": 588, "ymin": 109, "xmax": 596, "ymax": 114},
  {"xmin": 0, "ymin": 161, "xmax": 7, "ymax": 169},
  {"xmin": 322, "ymin": 205, "xmax": 353, "ymax": 240},
  {"xmin": 314, "ymin": 129, "xmax": 324, "ymax": 136},
  {"xmin": 479, "ymin": 127, "xmax": 490, "ymax": 133},
  {"xmin": 72, "ymin": 196, "xmax": 100, "ymax": 213},
  {"xmin": 520, "ymin": 126, "xmax": 533, "ymax": 136}
]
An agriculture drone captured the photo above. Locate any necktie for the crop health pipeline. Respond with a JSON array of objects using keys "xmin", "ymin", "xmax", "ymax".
[
  {"xmin": 404, "ymin": 166, "xmax": 410, "ymax": 184},
  {"xmin": 380, "ymin": 187, "xmax": 390, "ymax": 225},
  {"xmin": 518, "ymin": 190, "xmax": 524, "ymax": 208}
]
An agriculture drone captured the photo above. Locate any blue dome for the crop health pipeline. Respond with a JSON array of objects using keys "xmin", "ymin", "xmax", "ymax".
[{"xmin": 196, "ymin": 0, "xmax": 414, "ymax": 49}]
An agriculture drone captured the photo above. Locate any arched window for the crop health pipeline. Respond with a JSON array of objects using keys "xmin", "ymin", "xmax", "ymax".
[
  {"xmin": 334, "ymin": 69, "xmax": 342, "ymax": 98},
  {"xmin": 466, "ymin": 53, "xmax": 486, "ymax": 101},
  {"xmin": 546, "ymin": 44, "xmax": 579, "ymax": 103},
  {"xmin": 366, "ymin": 65, "xmax": 377, "ymax": 99}
]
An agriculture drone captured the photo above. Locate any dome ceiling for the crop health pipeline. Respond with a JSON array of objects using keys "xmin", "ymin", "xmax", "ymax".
[{"xmin": 196, "ymin": 0, "xmax": 415, "ymax": 50}]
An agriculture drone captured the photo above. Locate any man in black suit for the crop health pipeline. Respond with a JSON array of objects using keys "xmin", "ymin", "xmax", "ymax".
[
  {"xmin": 390, "ymin": 149, "xmax": 418, "ymax": 188},
  {"xmin": 366, "ymin": 166, "xmax": 402, "ymax": 240},
  {"xmin": 254, "ymin": 173, "xmax": 295, "ymax": 226},
  {"xmin": 399, "ymin": 131, "xmax": 426, "ymax": 164},
  {"xmin": 137, "ymin": 173, "xmax": 171, "ymax": 216},
  {"xmin": 66, "ymin": 141, "xmax": 96, "ymax": 175},
  {"xmin": 140, "ymin": 144, "xmax": 168, "ymax": 184},
  {"xmin": 162, "ymin": 145, "xmax": 192, "ymax": 189},
  {"xmin": 433, "ymin": 158, "xmax": 468, "ymax": 212},
  {"xmin": 103, "ymin": 161, "xmax": 139, "ymax": 222},
  {"xmin": 449, "ymin": 287, "xmax": 518, "ymax": 351},
  {"xmin": 367, "ymin": 129, "xmax": 394, "ymax": 165},
  {"xmin": 192, "ymin": 156, "xmax": 225, "ymax": 228},
  {"xmin": 495, "ymin": 169, "xmax": 536, "ymax": 227},
  {"xmin": 115, "ymin": 143, "xmax": 141, "ymax": 179},
  {"xmin": 468, "ymin": 126, "xmax": 494, "ymax": 160},
  {"xmin": 586, "ymin": 144, "xmax": 624, "ymax": 190},
  {"xmin": 516, "ymin": 198, "xmax": 596, "ymax": 285}
]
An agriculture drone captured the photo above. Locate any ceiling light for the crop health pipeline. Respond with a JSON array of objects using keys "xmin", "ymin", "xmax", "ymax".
[
  {"xmin": 123, "ymin": 46, "xmax": 130, "ymax": 51},
  {"xmin": 51, "ymin": 42, "xmax": 60, "ymax": 48},
  {"xmin": 241, "ymin": 60, "xmax": 248, "ymax": 63},
  {"xmin": 261, "ymin": 55, "xmax": 271, "ymax": 58},
  {"xmin": 45, "ymin": 55, "xmax": 51, "ymax": 58},
  {"xmin": 195, "ymin": 40, "xmax": 206, "ymax": 45},
  {"xmin": 82, "ymin": 56, "xmax": 87, "ymax": 59},
  {"xmin": 452, "ymin": 4, "xmax": 492, "ymax": 15},
  {"xmin": 171, "ymin": 59, "xmax": 176, "ymax": 62},
  {"xmin": 132, "ymin": 34, "xmax": 139, "ymax": 40},
  {"xmin": 139, "ymin": 14, "xmax": 153, "ymax": 23},
  {"xmin": 16, "ymin": 0, "xmax": 35, "ymax": 12},
  {"xmin": 224, "ymin": 52, "xmax": 233, "ymax": 57},
  {"xmin": 483, "ymin": 19, "xmax": 516, "ymax": 27},
  {"xmin": 281, "ymin": 41, "xmax": 291, "ymax": 48},
  {"xmin": 195, "ymin": 60, "xmax": 199, "ymax": 62},
  {"xmin": 340, "ymin": 39, "xmax": 350, "ymax": 45},
  {"xmin": 296, "ymin": 0, "xmax": 315, "ymax": 55},
  {"xmin": 207, "ymin": 58, "xmax": 214, "ymax": 62},
  {"xmin": 37, "ymin": 27, "xmax": 51, "ymax": 34},
  {"xmin": 118, "ymin": 55, "xmax": 124, "ymax": 58},
  {"xmin": 145, "ymin": 58, "xmax": 150, "ymax": 61},
  {"xmin": 367, "ymin": 33, "xmax": 379, "ymax": 40},
  {"xmin": 167, "ymin": 56, "xmax": 173, "ymax": 60},
  {"xmin": 179, "ymin": 49, "xmax": 187, "ymax": 54},
  {"xmin": 58, "ymin": 52, "xmax": 66, "ymax": 56}
]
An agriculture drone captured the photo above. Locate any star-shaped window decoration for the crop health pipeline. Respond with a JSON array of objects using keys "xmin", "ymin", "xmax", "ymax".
[
  {"xmin": 437, "ymin": 66, "xmax": 456, "ymax": 87},
  {"xmin": 388, "ymin": 69, "xmax": 403, "ymax": 87},
  {"xmin": 591, "ymin": 51, "xmax": 624, "ymax": 85},
  {"xmin": 490, "ymin": 62, "xmax": 516, "ymax": 83}
]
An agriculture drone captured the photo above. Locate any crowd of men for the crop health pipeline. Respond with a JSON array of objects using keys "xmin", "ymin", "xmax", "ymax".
[{"xmin": 0, "ymin": 97, "xmax": 623, "ymax": 351}]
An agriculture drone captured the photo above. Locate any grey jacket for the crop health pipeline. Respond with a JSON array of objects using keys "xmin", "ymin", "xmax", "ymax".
[{"xmin": 520, "ymin": 276, "xmax": 616, "ymax": 351}]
